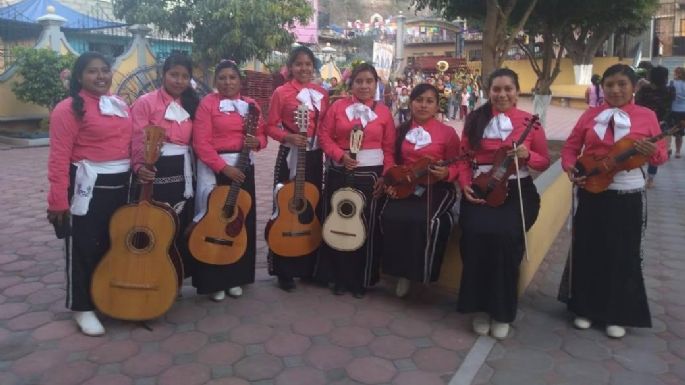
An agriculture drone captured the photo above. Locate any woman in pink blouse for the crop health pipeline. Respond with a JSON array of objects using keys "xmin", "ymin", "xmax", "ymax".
[
  {"xmin": 316, "ymin": 63, "xmax": 396, "ymax": 298},
  {"xmin": 191, "ymin": 60, "xmax": 267, "ymax": 301},
  {"xmin": 47, "ymin": 52, "xmax": 133, "ymax": 336},
  {"xmin": 457, "ymin": 68, "xmax": 550, "ymax": 339},
  {"xmin": 559, "ymin": 64, "xmax": 667, "ymax": 339},
  {"xmin": 265, "ymin": 46, "xmax": 329, "ymax": 292},
  {"xmin": 131, "ymin": 53, "xmax": 199, "ymax": 284},
  {"xmin": 379, "ymin": 83, "xmax": 460, "ymax": 298}
]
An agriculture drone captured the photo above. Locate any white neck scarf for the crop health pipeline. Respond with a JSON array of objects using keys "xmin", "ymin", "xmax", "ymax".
[
  {"xmin": 99, "ymin": 95, "xmax": 128, "ymax": 118},
  {"xmin": 164, "ymin": 101, "xmax": 190, "ymax": 123},
  {"xmin": 593, "ymin": 107, "xmax": 631, "ymax": 142},
  {"xmin": 483, "ymin": 113, "xmax": 513, "ymax": 140},
  {"xmin": 296, "ymin": 88, "xmax": 323, "ymax": 111},
  {"xmin": 345, "ymin": 102, "xmax": 378, "ymax": 128},
  {"xmin": 405, "ymin": 126, "xmax": 432, "ymax": 150},
  {"xmin": 219, "ymin": 99, "xmax": 249, "ymax": 117}
]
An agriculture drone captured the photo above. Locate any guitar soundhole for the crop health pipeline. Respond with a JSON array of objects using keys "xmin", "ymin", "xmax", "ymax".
[
  {"xmin": 289, "ymin": 198, "xmax": 305, "ymax": 214},
  {"xmin": 126, "ymin": 228, "xmax": 154, "ymax": 253},
  {"xmin": 337, "ymin": 200, "xmax": 356, "ymax": 218}
]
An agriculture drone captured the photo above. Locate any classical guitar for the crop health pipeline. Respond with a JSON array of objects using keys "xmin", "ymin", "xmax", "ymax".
[
  {"xmin": 471, "ymin": 114, "xmax": 540, "ymax": 207},
  {"xmin": 265, "ymin": 104, "xmax": 322, "ymax": 257},
  {"xmin": 574, "ymin": 126, "xmax": 678, "ymax": 193},
  {"xmin": 322, "ymin": 125, "xmax": 367, "ymax": 251},
  {"xmin": 91, "ymin": 126, "xmax": 180, "ymax": 321},
  {"xmin": 385, "ymin": 154, "xmax": 469, "ymax": 199},
  {"xmin": 188, "ymin": 103, "xmax": 258, "ymax": 265}
]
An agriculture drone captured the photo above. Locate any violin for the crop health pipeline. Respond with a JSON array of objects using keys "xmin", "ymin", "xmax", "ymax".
[
  {"xmin": 384, "ymin": 154, "xmax": 467, "ymax": 199},
  {"xmin": 574, "ymin": 127, "xmax": 676, "ymax": 193},
  {"xmin": 471, "ymin": 114, "xmax": 540, "ymax": 207}
]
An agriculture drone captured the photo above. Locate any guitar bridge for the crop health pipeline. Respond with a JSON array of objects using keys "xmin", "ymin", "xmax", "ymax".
[
  {"xmin": 330, "ymin": 230, "xmax": 356, "ymax": 237},
  {"xmin": 205, "ymin": 236, "xmax": 234, "ymax": 246},
  {"xmin": 110, "ymin": 280, "xmax": 158, "ymax": 290},
  {"xmin": 282, "ymin": 231, "xmax": 311, "ymax": 237}
]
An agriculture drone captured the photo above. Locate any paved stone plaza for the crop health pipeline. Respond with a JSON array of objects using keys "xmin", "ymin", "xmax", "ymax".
[{"xmin": 0, "ymin": 101, "xmax": 683, "ymax": 384}]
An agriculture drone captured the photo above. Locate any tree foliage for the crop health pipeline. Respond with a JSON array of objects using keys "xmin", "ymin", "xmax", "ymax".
[
  {"xmin": 11, "ymin": 47, "xmax": 75, "ymax": 111},
  {"xmin": 563, "ymin": 0, "xmax": 657, "ymax": 65},
  {"xmin": 112, "ymin": 0, "xmax": 314, "ymax": 66},
  {"xmin": 411, "ymin": 0, "xmax": 538, "ymax": 78}
]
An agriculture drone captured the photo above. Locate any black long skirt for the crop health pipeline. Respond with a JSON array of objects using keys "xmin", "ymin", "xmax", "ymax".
[
  {"xmin": 66, "ymin": 167, "xmax": 130, "ymax": 311},
  {"xmin": 380, "ymin": 182, "xmax": 457, "ymax": 283},
  {"xmin": 131, "ymin": 154, "xmax": 194, "ymax": 278},
  {"xmin": 315, "ymin": 165, "xmax": 383, "ymax": 292},
  {"xmin": 558, "ymin": 188, "xmax": 651, "ymax": 327},
  {"xmin": 267, "ymin": 145, "xmax": 324, "ymax": 278},
  {"xmin": 192, "ymin": 165, "xmax": 256, "ymax": 294},
  {"xmin": 457, "ymin": 177, "xmax": 540, "ymax": 323}
]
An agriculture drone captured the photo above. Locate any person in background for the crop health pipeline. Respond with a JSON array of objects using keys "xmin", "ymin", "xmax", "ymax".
[
  {"xmin": 585, "ymin": 74, "xmax": 604, "ymax": 108},
  {"xmin": 670, "ymin": 66, "xmax": 685, "ymax": 158}
]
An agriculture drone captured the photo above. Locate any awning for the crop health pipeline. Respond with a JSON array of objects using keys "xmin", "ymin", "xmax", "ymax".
[{"xmin": 0, "ymin": 0, "xmax": 126, "ymax": 30}]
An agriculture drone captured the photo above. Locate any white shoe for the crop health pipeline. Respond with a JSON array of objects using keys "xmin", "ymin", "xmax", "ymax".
[
  {"xmin": 211, "ymin": 290, "xmax": 226, "ymax": 302},
  {"xmin": 395, "ymin": 278, "xmax": 411, "ymax": 298},
  {"xmin": 490, "ymin": 321, "xmax": 510, "ymax": 340},
  {"xmin": 74, "ymin": 311, "xmax": 105, "ymax": 337},
  {"xmin": 573, "ymin": 317, "xmax": 592, "ymax": 329},
  {"xmin": 606, "ymin": 325, "xmax": 626, "ymax": 338},
  {"xmin": 228, "ymin": 286, "xmax": 243, "ymax": 297},
  {"xmin": 472, "ymin": 313, "xmax": 490, "ymax": 336}
]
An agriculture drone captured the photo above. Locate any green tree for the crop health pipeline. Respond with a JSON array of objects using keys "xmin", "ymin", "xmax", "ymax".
[
  {"xmin": 562, "ymin": 0, "xmax": 657, "ymax": 84},
  {"xmin": 11, "ymin": 47, "xmax": 75, "ymax": 112},
  {"xmin": 411, "ymin": 0, "xmax": 538, "ymax": 79},
  {"xmin": 112, "ymin": 0, "xmax": 314, "ymax": 67}
]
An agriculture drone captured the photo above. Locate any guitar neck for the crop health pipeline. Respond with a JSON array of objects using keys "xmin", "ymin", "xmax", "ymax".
[
  {"xmin": 139, "ymin": 172, "xmax": 154, "ymax": 202},
  {"xmin": 294, "ymin": 136, "xmax": 307, "ymax": 200},
  {"xmin": 224, "ymin": 105, "xmax": 256, "ymax": 214}
]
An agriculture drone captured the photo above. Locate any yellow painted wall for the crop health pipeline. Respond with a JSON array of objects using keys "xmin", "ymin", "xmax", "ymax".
[
  {"xmin": 0, "ymin": 73, "xmax": 48, "ymax": 119},
  {"xmin": 436, "ymin": 164, "xmax": 572, "ymax": 295}
]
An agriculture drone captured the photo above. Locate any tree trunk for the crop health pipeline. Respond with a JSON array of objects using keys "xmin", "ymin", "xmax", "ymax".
[
  {"xmin": 533, "ymin": 93, "xmax": 553, "ymax": 125},
  {"xmin": 481, "ymin": 0, "xmax": 500, "ymax": 81}
]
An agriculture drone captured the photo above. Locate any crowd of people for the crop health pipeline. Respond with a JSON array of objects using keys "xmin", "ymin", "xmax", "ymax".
[{"xmin": 46, "ymin": 46, "xmax": 668, "ymax": 344}]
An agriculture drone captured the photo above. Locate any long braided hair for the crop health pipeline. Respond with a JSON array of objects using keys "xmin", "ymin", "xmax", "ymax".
[{"xmin": 69, "ymin": 52, "xmax": 110, "ymax": 119}]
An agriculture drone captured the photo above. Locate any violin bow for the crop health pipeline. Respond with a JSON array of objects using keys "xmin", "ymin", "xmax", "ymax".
[{"xmin": 512, "ymin": 142, "xmax": 530, "ymax": 262}]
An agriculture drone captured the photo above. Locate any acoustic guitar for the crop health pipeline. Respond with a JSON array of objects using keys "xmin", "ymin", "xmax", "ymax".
[
  {"xmin": 188, "ymin": 103, "xmax": 258, "ymax": 264},
  {"xmin": 471, "ymin": 115, "xmax": 540, "ymax": 207},
  {"xmin": 91, "ymin": 126, "xmax": 180, "ymax": 321},
  {"xmin": 574, "ymin": 126, "xmax": 678, "ymax": 193},
  {"xmin": 265, "ymin": 104, "xmax": 322, "ymax": 257},
  {"xmin": 322, "ymin": 125, "xmax": 366, "ymax": 251}
]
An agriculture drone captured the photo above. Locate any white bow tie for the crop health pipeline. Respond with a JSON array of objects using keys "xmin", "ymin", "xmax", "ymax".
[
  {"xmin": 345, "ymin": 102, "xmax": 378, "ymax": 128},
  {"xmin": 405, "ymin": 126, "xmax": 432, "ymax": 150},
  {"xmin": 99, "ymin": 95, "xmax": 128, "ymax": 118},
  {"xmin": 593, "ymin": 108, "xmax": 631, "ymax": 142},
  {"xmin": 296, "ymin": 88, "xmax": 323, "ymax": 111},
  {"xmin": 219, "ymin": 99, "xmax": 249, "ymax": 117},
  {"xmin": 164, "ymin": 101, "xmax": 190, "ymax": 123},
  {"xmin": 483, "ymin": 113, "xmax": 513, "ymax": 140}
]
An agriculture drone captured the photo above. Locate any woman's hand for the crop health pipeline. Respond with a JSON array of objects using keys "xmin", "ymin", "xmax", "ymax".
[
  {"xmin": 284, "ymin": 133, "xmax": 307, "ymax": 147},
  {"xmin": 634, "ymin": 139, "xmax": 657, "ymax": 157},
  {"xmin": 221, "ymin": 165, "xmax": 245, "ymax": 183},
  {"xmin": 341, "ymin": 153, "xmax": 359, "ymax": 170},
  {"xmin": 566, "ymin": 167, "xmax": 587, "ymax": 187},
  {"xmin": 462, "ymin": 185, "xmax": 486, "ymax": 204},
  {"xmin": 384, "ymin": 185, "xmax": 397, "ymax": 199},
  {"xmin": 429, "ymin": 165, "xmax": 448, "ymax": 181},
  {"xmin": 47, "ymin": 209, "xmax": 69, "ymax": 226},
  {"xmin": 136, "ymin": 165, "xmax": 156, "ymax": 184},
  {"xmin": 245, "ymin": 134, "xmax": 260, "ymax": 150},
  {"xmin": 373, "ymin": 177, "xmax": 386, "ymax": 198},
  {"xmin": 507, "ymin": 144, "xmax": 530, "ymax": 160}
]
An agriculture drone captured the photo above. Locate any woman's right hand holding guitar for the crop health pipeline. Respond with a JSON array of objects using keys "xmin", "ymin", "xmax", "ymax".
[
  {"xmin": 341, "ymin": 153, "xmax": 359, "ymax": 170},
  {"xmin": 463, "ymin": 185, "xmax": 486, "ymax": 204},
  {"xmin": 566, "ymin": 166, "xmax": 587, "ymax": 187},
  {"xmin": 284, "ymin": 133, "xmax": 307, "ymax": 147},
  {"xmin": 222, "ymin": 165, "xmax": 245, "ymax": 183}
]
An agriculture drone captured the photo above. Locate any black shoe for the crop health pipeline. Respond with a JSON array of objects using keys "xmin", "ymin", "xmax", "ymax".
[
  {"xmin": 352, "ymin": 289, "xmax": 365, "ymax": 299},
  {"xmin": 278, "ymin": 276, "xmax": 296, "ymax": 292},
  {"xmin": 333, "ymin": 284, "xmax": 346, "ymax": 295}
]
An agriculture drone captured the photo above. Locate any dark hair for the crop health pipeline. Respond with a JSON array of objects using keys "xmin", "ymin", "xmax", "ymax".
[
  {"xmin": 464, "ymin": 68, "xmax": 520, "ymax": 149},
  {"xmin": 601, "ymin": 64, "xmax": 638, "ymax": 86},
  {"xmin": 394, "ymin": 83, "xmax": 440, "ymax": 164},
  {"xmin": 637, "ymin": 61, "xmax": 654, "ymax": 71},
  {"xmin": 648, "ymin": 66, "xmax": 669, "ymax": 88},
  {"xmin": 163, "ymin": 53, "xmax": 199, "ymax": 119},
  {"xmin": 287, "ymin": 46, "xmax": 316, "ymax": 78},
  {"xmin": 591, "ymin": 74, "xmax": 602, "ymax": 103},
  {"xmin": 348, "ymin": 62, "xmax": 379, "ymax": 87},
  {"xmin": 69, "ymin": 51, "xmax": 110, "ymax": 119},
  {"xmin": 214, "ymin": 59, "xmax": 242, "ymax": 79}
]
